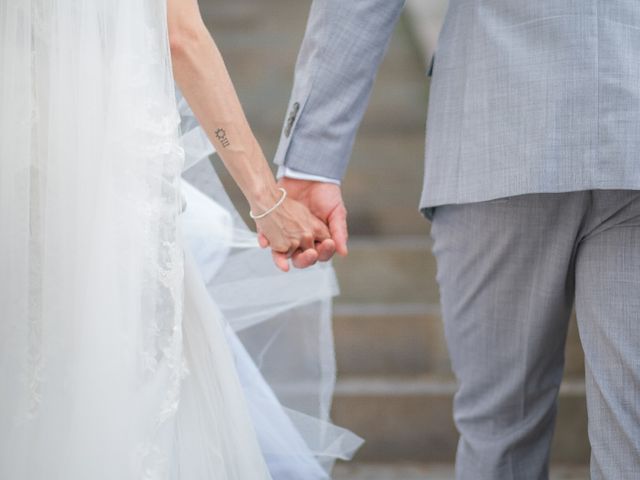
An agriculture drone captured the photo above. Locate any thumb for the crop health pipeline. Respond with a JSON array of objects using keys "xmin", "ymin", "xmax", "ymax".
[
  {"xmin": 328, "ymin": 206, "xmax": 348, "ymax": 256},
  {"xmin": 312, "ymin": 216, "xmax": 331, "ymax": 241}
]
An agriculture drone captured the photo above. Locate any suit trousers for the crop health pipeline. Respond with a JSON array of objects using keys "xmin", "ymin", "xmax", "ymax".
[{"xmin": 429, "ymin": 190, "xmax": 640, "ymax": 480}]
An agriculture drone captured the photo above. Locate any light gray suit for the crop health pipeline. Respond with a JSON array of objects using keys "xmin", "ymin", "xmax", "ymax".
[{"xmin": 275, "ymin": 1, "xmax": 640, "ymax": 478}]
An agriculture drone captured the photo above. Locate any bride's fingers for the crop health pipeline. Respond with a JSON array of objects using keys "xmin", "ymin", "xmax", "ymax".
[
  {"xmin": 272, "ymin": 251, "xmax": 290, "ymax": 272},
  {"xmin": 299, "ymin": 232, "xmax": 315, "ymax": 251},
  {"xmin": 292, "ymin": 248, "xmax": 319, "ymax": 269}
]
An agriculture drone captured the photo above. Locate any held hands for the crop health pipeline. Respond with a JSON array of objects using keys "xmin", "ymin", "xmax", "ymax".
[
  {"xmin": 256, "ymin": 178, "xmax": 349, "ymax": 271},
  {"xmin": 253, "ymin": 189, "xmax": 333, "ymax": 272}
]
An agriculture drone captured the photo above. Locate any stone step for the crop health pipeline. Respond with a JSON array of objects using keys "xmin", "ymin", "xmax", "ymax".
[
  {"xmin": 334, "ymin": 304, "xmax": 449, "ymax": 377},
  {"xmin": 405, "ymin": 0, "xmax": 448, "ymax": 64},
  {"xmin": 333, "ymin": 462, "xmax": 590, "ymax": 480},
  {"xmin": 204, "ymin": 5, "xmax": 428, "ymax": 136},
  {"xmin": 342, "ymin": 135, "xmax": 429, "ymax": 236},
  {"xmin": 332, "ymin": 237, "xmax": 437, "ymax": 305},
  {"xmin": 333, "ymin": 304, "xmax": 585, "ymax": 379},
  {"xmin": 331, "ymin": 376, "xmax": 590, "ymax": 464}
]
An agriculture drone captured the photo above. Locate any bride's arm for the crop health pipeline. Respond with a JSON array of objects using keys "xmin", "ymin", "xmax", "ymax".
[
  {"xmin": 168, "ymin": 0, "xmax": 270, "ymax": 206},
  {"xmin": 167, "ymin": 0, "xmax": 330, "ymax": 269}
]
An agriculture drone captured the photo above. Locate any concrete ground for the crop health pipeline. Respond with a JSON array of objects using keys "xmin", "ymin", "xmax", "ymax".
[{"xmin": 333, "ymin": 463, "xmax": 590, "ymax": 480}]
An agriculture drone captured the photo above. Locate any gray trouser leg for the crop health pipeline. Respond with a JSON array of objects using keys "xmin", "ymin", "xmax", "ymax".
[
  {"xmin": 573, "ymin": 191, "xmax": 640, "ymax": 479},
  {"xmin": 430, "ymin": 190, "xmax": 640, "ymax": 479},
  {"xmin": 430, "ymin": 192, "xmax": 586, "ymax": 479}
]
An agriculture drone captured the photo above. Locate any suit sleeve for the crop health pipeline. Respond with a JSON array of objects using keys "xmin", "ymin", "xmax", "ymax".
[{"xmin": 273, "ymin": 0, "xmax": 406, "ymax": 180}]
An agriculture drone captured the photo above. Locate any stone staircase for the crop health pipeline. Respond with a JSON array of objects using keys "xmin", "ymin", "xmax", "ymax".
[
  {"xmin": 332, "ymin": 463, "xmax": 589, "ymax": 480},
  {"xmin": 330, "ymin": 238, "xmax": 590, "ymax": 465},
  {"xmin": 200, "ymin": 0, "xmax": 590, "ymax": 476}
]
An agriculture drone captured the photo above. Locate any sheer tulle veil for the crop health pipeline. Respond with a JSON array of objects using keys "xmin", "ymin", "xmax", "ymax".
[
  {"xmin": 179, "ymin": 95, "xmax": 364, "ymax": 476},
  {"xmin": 1, "ymin": 0, "xmax": 189, "ymax": 477},
  {"xmin": 0, "ymin": 1, "xmax": 361, "ymax": 479}
]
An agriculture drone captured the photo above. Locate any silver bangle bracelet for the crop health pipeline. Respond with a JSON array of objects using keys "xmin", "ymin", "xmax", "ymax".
[{"xmin": 249, "ymin": 187, "xmax": 288, "ymax": 220}]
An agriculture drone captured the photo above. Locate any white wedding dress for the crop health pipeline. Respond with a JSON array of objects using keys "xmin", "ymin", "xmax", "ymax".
[{"xmin": 0, "ymin": 2, "xmax": 362, "ymax": 479}]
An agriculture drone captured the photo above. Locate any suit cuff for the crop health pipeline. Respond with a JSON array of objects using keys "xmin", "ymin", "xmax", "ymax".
[{"xmin": 277, "ymin": 166, "xmax": 341, "ymax": 185}]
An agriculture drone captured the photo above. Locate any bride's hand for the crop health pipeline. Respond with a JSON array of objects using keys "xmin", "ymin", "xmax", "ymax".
[{"xmin": 253, "ymin": 194, "xmax": 331, "ymax": 272}]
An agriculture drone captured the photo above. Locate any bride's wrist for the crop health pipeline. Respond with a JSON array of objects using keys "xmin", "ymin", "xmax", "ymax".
[{"xmin": 247, "ymin": 182, "xmax": 281, "ymax": 215}]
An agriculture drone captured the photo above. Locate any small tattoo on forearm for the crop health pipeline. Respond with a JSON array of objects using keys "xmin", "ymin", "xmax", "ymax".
[{"xmin": 215, "ymin": 128, "xmax": 231, "ymax": 148}]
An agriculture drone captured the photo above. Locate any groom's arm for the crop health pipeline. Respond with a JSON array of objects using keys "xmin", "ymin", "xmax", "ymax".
[{"xmin": 274, "ymin": 0, "xmax": 407, "ymax": 181}]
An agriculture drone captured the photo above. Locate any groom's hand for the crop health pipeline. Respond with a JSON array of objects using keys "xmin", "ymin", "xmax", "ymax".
[{"xmin": 259, "ymin": 178, "xmax": 348, "ymax": 269}]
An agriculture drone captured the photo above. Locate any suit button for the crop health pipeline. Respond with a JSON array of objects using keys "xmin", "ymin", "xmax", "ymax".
[
  {"xmin": 284, "ymin": 102, "xmax": 300, "ymax": 137},
  {"xmin": 427, "ymin": 54, "xmax": 435, "ymax": 77}
]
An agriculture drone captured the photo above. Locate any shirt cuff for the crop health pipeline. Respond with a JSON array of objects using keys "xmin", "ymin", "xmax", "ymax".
[{"xmin": 277, "ymin": 166, "xmax": 341, "ymax": 185}]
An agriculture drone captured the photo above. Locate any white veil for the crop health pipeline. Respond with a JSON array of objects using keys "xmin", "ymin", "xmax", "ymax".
[
  {"xmin": 0, "ymin": 1, "xmax": 361, "ymax": 479},
  {"xmin": 178, "ymin": 92, "xmax": 364, "ymax": 475},
  {"xmin": 0, "ymin": 0, "xmax": 187, "ymax": 478}
]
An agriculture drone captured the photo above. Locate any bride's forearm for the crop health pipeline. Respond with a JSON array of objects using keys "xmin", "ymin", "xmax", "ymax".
[{"xmin": 168, "ymin": 1, "xmax": 279, "ymax": 212}]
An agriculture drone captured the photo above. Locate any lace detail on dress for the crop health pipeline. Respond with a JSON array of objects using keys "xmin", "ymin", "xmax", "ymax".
[
  {"xmin": 27, "ymin": 160, "xmax": 44, "ymax": 421},
  {"xmin": 110, "ymin": 9, "xmax": 188, "ymax": 478},
  {"xmin": 0, "ymin": 2, "xmax": 199, "ymax": 478},
  {"xmin": 25, "ymin": 3, "xmax": 45, "ymax": 419},
  {"xmin": 134, "ymin": 108, "xmax": 187, "ymax": 480}
]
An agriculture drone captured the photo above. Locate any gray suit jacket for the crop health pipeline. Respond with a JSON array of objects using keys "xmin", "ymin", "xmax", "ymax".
[{"xmin": 274, "ymin": 0, "xmax": 640, "ymax": 219}]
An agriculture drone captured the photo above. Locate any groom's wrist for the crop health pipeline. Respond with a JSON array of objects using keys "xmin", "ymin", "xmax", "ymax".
[{"xmin": 277, "ymin": 166, "xmax": 341, "ymax": 185}]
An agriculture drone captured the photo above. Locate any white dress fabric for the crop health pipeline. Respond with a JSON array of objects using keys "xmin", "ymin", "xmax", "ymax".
[{"xmin": 0, "ymin": 2, "xmax": 362, "ymax": 479}]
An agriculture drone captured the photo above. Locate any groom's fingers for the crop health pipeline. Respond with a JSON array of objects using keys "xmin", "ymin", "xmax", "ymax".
[
  {"xmin": 312, "ymin": 218, "xmax": 331, "ymax": 241},
  {"xmin": 329, "ymin": 206, "xmax": 349, "ymax": 256},
  {"xmin": 291, "ymin": 248, "xmax": 319, "ymax": 269},
  {"xmin": 270, "ymin": 243, "xmax": 321, "ymax": 271},
  {"xmin": 316, "ymin": 238, "xmax": 336, "ymax": 262}
]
